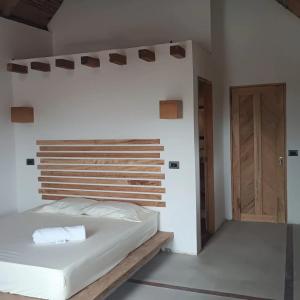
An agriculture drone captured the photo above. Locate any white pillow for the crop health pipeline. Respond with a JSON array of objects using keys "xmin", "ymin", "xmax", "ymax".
[
  {"xmin": 82, "ymin": 201, "xmax": 155, "ymax": 222},
  {"xmin": 35, "ymin": 197, "xmax": 98, "ymax": 215}
]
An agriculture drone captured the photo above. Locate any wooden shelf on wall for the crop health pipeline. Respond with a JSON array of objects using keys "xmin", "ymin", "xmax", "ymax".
[
  {"xmin": 31, "ymin": 62, "xmax": 51, "ymax": 72},
  {"xmin": 81, "ymin": 56, "xmax": 100, "ymax": 68},
  {"xmin": 160, "ymin": 100, "xmax": 183, "ymax": 119},
  {"xmin": 55, "ymin": 59, "xmax": 74, "ymax": 70},
  {"xmin": 7, "ymin": 63, "xmax": 28, "ymax": 74},
  {"xmin": 170, "ymin": 45, "xmax": 186, "ymax": 59},
  {"xmin": 138, "ymin": 49, "xmax": 155, "ymax": 62},
  {"xmin": 109, "ymin": 53, "xmax": 127, "ymax": 65},
  {"xmin": 11, "ymin": 107, "xmax": 34, "ymax": 123}
]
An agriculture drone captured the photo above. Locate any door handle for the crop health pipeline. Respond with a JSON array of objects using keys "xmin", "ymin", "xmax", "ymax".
[{"xmin": 279, "ymin": 156, "xmax": 284, "ymax": 166}]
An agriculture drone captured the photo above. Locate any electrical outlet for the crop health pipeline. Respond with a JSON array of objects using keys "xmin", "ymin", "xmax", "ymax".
[
  {"xmin": 26, "ymin": 158, "xmax": 35, "ymax": 165},
  {"xmin": 169, "ymin": 161, "xmax": 180, "ymax": 169},
  {"xmin": 288, "ymin": 150, "xmax": 298, "ymax": 157}
]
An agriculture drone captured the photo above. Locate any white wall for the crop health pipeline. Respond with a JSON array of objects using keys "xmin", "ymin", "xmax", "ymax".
[
  {"xmin": 48, "ymin": 0, "xmax": 211, "ymax": 55},
  {"xmin": 11, "ymin": 41, "xmax": 212, "ymax": 254},
  {"xmin": 0, "ymin": 17, "xmax": 52, "ymax": 215},
  {"xmin": 212, "ymin": 0, "xmax": 300, "ymax": 223}
]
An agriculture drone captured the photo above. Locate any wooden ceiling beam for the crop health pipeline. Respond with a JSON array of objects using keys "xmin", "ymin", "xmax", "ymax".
[
  {"xmin": 0, "ymin": 0, "xmax": 20, "ymax": 17},
  {"xmin": 287, "ymin": 0, "xmax": 300, "ymax": 17},
  {"xmin": 276, "ymin": 0, "xmax": 300, "ymax": 17}
]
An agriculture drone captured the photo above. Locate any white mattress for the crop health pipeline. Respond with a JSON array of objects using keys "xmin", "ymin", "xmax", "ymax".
[{"xmin": 0, "ymin": 210, "xmax": 158, "ymax": 299}]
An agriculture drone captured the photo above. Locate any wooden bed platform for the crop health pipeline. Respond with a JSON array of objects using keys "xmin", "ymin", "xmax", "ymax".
[{"xmin": 0, "ymin": 231, "xmax": 173, "ymax": 300}]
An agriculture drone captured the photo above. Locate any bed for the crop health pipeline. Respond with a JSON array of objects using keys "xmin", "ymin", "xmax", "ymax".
[{"xmin": 0, "ymin": 202, "xmax": 172, "ymax": 300}]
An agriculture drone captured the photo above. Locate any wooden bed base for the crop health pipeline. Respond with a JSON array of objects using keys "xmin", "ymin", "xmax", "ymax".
[{"xmin": 0, "ymin": 231, "xmax": 173, "ymax": 300}]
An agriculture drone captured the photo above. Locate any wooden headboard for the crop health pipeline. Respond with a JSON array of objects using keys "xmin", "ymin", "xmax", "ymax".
[{"xmin": 37, "ymin": 139, "xmax": 166, "ymax": 207}]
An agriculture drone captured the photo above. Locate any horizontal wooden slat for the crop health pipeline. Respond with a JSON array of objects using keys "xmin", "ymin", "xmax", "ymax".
[
  {"xmin": 39, "ymin": 177, "xmax": 162, "ymax": 186},
  {"xmin": 41, "ymin": 183, "xmax": 165, "ymax": 193},
  {"xmin": 38, "ymin": 165, "xmax": 161, "ymax": 172},
  {"xmin": 40, "ymin": 159, "xmax": 164, "ymax": 165},
  {"xmin": 39, "ymin": 189, "xmax": 161, "ymax": 200},
  {"xmin": 41, "ymin": 171, "xmax": 165, "ymax": 179},
  {"xmin": 37, "ymin": 139, "xmax": 160, "ymax": 145},
  {"xmin": 39, "ymin": 146, "xmax": 164, "ymax": 152},
  {"xmin": 37, "ymin": 152, "xmax": 160, "ymax": 158},
  {"xmin": 42, "ymin": 195, "xmax": 166, "ymax": 207}
]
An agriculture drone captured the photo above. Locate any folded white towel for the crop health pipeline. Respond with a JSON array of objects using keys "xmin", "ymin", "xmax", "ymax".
[{"xmin": 32, "ymin": 225, "xmax": 86, "ymax": 245}]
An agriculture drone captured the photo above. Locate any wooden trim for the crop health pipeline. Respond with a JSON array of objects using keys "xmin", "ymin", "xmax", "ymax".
[
  {"xmin": 39, "ymin": 189, "xmax": 162, "ymax": 200},
  {"xmin": 39, "ymin": 146, "xmax": 164, "ymax": 152},
  {"xmin": 55, "ymin": 59, "xmax": 74, "ymax": 70},
  {"xmin": 7, "ymin": 63, "xmax": 28, "ymax": 74},
  {"xmin": 230, "ymin": 88, "xmax": 241, "ymax": 221},
  {"xmin": 253, "ymin": 94, "xmax": 263, "ymax": 215},
  {"xmin": 42, "ymin": 195, "xmax": 166, "ymax": 207},
  {"xmin": 37, "ymin": 152, "xmax": 160, "ymax": 158},
  {"xmin": 138, "ymin": 49, "xmax": 155, "ymax": 62},
  {"xmin": 40, "ymin": 171, "xmax": 165, "ymax": 179},
  {"xmin": 41, "ymin": 183, "xmax": 165, "ymax": 193},
  {"xmin": 201, "ymin": 79, "xmax": 215, "ymax": 234},
  {"xmin": 198, "ymin": 78, "xmax": 215, "ymax": 237},
  {"xmin": 38, "ymin": 177, "xmax": 162, "ymax": 186},
  {"xmin": 240, "ymin": 214, "xmax": 277, "ymax": 223},
  {"xmin": 36, "ymin": 139, "xmax": 161, "ymax": 145},
  {"xmin": 30, "ymin": 62, "xmax": 50, "ymax": 72},
  {"xmin": 81, "ymin": 56, "xmax": 100, "ymax": 68},
  {"xmin": 109, "ymin": 53, "xmax": 127, "ymax": 65},
  {"xmin": 39, "ymin": 159, "xmax": 164, "ymax": 165},
  {"xmin": 230, "ymin": 83, "xmax": 286, "ymax": 89},
  {"xmin": 38, "ymin": 165, "xmax": 161, "ymax": 172}
]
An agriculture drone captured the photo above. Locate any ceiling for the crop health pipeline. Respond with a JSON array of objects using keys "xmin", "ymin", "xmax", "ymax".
[
  {"xmin": 0, "ymin": 0, "xmax": 63, "ymax": 30},
  {"xmin": 0, "ymin": 0, "xmax": 299, "ymax": 32},
  {"xmin": 276, "ymin": 0, "xmax": 300, "ymax": 17}
]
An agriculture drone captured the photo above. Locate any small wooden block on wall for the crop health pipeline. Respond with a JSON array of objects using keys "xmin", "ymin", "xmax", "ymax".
[
  {"xmin": 81, "ymin": 56, "xmax": 100, "ymax": 68},
  {"xmin": 55, "ymin": 59, "xmax": 74, "ymax": 70},
  {"xmin": 109, "ymin": 53, "xmax": 127, "ymax": 65},
  {"xmin": 160, "ymin": 100, "xmax": 183, "ymax": 119},
  {"xmin": 11, "ymin": 107, "xmax": 34, "ymax": 123},
  {"xmin": 7, "ymin": 63, "xmax": 28, "ymax": 74},
  {"xmin": 170, "ymin": 45, "xmax": 186, "ymax": 59}
]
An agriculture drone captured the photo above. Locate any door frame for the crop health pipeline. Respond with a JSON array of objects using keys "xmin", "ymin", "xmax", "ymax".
[
  {"xmin": 230, "ymin": 83, "xmax": 287, "ymax": 222},
  {"xmin": 198, "ymin": 77, "xmax": 215, "ymax": 234}
]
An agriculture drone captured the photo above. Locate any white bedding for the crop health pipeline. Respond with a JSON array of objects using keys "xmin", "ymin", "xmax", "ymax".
[{"xmin": 0, "ymin": 209, "xmax": 158, "ymax": 299}]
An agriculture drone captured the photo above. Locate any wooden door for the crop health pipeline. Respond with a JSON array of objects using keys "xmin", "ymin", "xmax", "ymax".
[{"xmin": 231, "ymin": 84, "xmax": 286, "ymax": 223}]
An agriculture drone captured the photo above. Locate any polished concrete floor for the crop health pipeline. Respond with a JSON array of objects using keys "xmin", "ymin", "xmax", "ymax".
[{"xmin": 108, "ymin": 221, "xmax": 294, "ymax": 300}]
